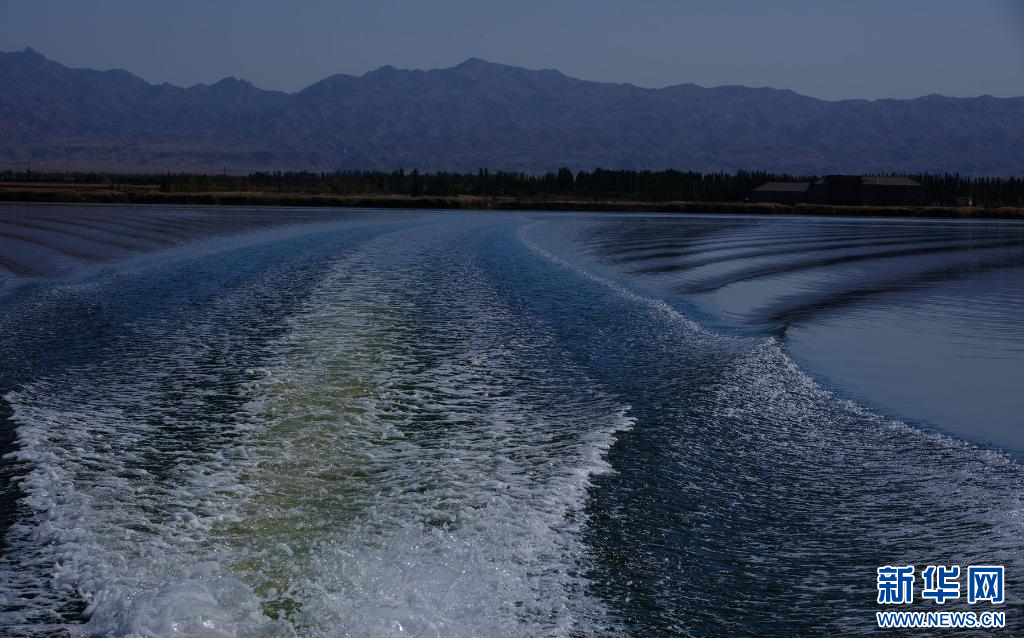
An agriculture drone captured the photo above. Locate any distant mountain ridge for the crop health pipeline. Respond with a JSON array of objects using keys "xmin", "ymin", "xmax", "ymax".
[{"xmin": 2, "ymin": 48, "xmax": 1022, "ymax": 175}]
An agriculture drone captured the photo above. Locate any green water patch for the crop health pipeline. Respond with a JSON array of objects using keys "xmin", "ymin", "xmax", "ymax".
[
  {"xmin": 214, "ymin": 274, "xmax": 421, "ymax": 626},
  {"xmin": 223, "ymin": 369, "xmax": 391, "ymax": 619}
]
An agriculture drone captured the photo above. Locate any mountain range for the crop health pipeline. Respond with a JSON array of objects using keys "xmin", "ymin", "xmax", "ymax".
[{"xmin": 2, "ymin": 48, "xmax": 1022, "ymax": 176}]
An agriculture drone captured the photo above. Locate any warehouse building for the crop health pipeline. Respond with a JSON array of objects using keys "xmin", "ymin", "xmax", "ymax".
[
  {"xmin": 751, "ymin": 181, "xmax": 812, "ymax": 204},
  {"xmin": 753, "ymin": 175, "xmax": 923, "ymax": 206}
]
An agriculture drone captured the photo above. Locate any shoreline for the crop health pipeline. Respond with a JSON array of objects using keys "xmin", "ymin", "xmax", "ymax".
[{"xmin": 2, "ymin": 185, "xmax": 1023, "ymax": 219}]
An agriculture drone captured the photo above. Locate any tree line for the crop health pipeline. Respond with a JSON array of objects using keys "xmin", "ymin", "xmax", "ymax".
[{"xmin": 3, "ymin": 168, "xmax": 1024, "ymax": 207}]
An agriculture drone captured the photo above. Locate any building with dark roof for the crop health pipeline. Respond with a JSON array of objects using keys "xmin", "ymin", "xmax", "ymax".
[
  {"xmin": 858, "ymin": 176, "xmax": 924, "ymax": 205},
  {"xmin": 755, "ymin": 175, "xmax": 923, "ymax": 206},
  {"xmin": 809, "ymin": 175, "xmax": 863, "ymax": 205},
  {"xmin": 751, "ymin": 181, "xmax": 812, "ymax": 204}
]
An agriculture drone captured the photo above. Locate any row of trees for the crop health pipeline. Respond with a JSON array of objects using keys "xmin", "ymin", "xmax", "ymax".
[
  {"xmin": 4, "ymin": 168, "xmax": 1024, "ymax": 207},
  {"xmin": 908, "ymin": 173, "xmax": 1024, "ymax": 208},
  {"xmin": 148, "ymin": 168, "xmax": 820, "ymax": 201}
]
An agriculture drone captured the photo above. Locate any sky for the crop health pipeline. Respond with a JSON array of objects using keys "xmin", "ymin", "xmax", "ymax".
[{"xmin": 1, "ymin": 0, "xmax": 1022, "ymax": 101}]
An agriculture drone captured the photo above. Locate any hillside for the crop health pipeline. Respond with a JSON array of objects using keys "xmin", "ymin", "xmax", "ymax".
[{"xmin": 2, "ymin": 48, "xmax": 1022, "ymax": 175}]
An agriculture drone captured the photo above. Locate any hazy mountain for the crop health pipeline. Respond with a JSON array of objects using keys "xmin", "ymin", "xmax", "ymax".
[{"xmin": 2, "ymin": 48, "xmax": 1022, "ymax": 175}]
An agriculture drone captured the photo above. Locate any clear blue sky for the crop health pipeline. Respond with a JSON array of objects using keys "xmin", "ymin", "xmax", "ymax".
[{"xmin": 1, "ymin": 0, "xmax": 1022, "ymax": 100}]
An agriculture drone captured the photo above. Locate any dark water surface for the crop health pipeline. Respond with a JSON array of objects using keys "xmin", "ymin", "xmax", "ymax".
[
  {"xmin": 577, "ymin": 214, "xmax": 1024, "ymax": 452},
  {"xmin": 0, "ymin": 205, "xmax": 1022, "ymax": 636}
]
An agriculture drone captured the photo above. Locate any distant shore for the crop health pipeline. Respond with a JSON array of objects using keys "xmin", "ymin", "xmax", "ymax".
[{"xmin": 2, "ymin": 182, "xmax": 1022, "ymax": 219}]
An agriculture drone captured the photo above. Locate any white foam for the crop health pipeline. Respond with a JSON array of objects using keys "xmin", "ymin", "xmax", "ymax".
[
  {"xmin": 1, "ymin": 221, "xmax": 632, "ymax": 637},
  {"xmin": 230, "ymin": 226, "xmax": 633, "ymax": 636}
]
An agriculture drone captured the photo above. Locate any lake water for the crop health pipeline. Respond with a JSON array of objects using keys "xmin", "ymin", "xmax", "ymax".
[{"xmin": 0, "ymin": 205, "xmax": 1022, "ymax": 636}]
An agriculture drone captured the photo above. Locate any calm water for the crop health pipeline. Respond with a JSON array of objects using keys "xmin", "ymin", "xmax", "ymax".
[{"xmin": 0, "ymin": 205, "xmax": 1022, "ymax": 636}]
